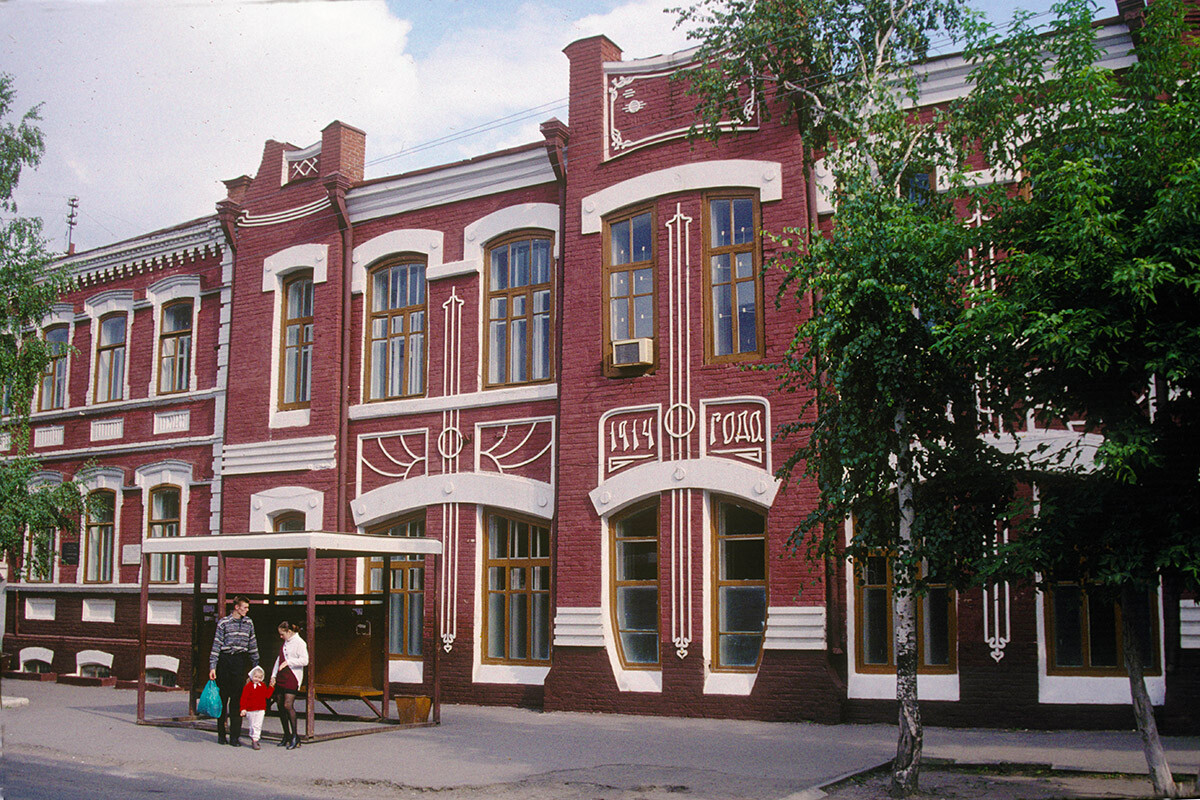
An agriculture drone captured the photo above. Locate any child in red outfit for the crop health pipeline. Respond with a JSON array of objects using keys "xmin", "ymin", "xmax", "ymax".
[{"xmin": 239, "ymin": 666, "xmax": 273, "ymax": 750}]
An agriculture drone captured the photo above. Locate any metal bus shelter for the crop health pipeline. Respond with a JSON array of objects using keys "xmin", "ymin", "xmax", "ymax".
[{"xmin": 136, "ymin": 531, "xmax": 443, "ymax": 742}]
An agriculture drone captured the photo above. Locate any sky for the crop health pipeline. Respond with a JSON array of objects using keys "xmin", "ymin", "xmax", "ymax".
[{"xmin": 1, "ymin": 0, "xmax": 1066, "ymax": 252}]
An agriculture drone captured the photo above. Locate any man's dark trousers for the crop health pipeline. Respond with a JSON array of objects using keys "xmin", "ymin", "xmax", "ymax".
[{"xmin": 215, "ymin": 652, "xmax": 251, "ymax": 743}]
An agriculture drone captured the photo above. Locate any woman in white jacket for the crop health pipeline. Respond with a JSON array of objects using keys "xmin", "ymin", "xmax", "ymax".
[{"xmin": 269, "ymin": 621, "xmax": 309, "ymax": 749}]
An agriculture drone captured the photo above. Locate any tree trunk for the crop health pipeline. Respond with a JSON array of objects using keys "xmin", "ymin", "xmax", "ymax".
[
  {"xmin": 890, "ymin": 408, "xmax": 921, "ymax": 798},
  {"xmin": 1121, "ymin": 585, "xmax": 1178, "ymax": 798}
]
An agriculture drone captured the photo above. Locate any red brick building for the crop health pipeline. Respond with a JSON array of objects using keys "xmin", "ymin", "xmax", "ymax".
[{"xmin": 5, "ymin": 8, "xmax": 1197, "ymax": 731}]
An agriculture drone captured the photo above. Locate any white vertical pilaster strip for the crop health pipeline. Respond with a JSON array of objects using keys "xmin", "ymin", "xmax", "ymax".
[{"xmin": 438, "ymin": 287, "xmax": 465, "ymax": 652}]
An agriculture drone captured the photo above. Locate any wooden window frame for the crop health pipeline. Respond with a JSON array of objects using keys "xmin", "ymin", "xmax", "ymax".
[
  {"xmin": 279, "ymin": 273, "xmax": 314, "ymax": 411},
  {"xmin": 484, "ymin": 231, "xmax": 555, "ymax": 388},
  {"xmin": 157, "ymin": 300, "xmax": 193, "ymax": 394},
  {"xmin": 601, "ymin": 206, "xmax": 656, "ymax": 377},
  {"xmin": 853, "ymin": 554, "xmax": 958, "ymax": 675},
  {"xmin": 147, "ymin": 484, "xmax": 181, "ymax": 583},
  {"xmin": 83, "ymin": 489, "xmax": 116, "ymax": 584},
  {"xmin": 93, "ymin": 312, "xmax": 127, "ymax": 404},
  {"xmin": 365, "ymin": 257, "xmax": 427, "ymax": 402},
  {"xmin": 24, "ymin": 528, "xmax": 54, "ymax": 583},
  {"xmin": 1045, "ymin": 583, "xmax": 1162, "ymax": 677},
  {"xmin": 481, "ymin": 511, "xmax": 552, "ymax": 666},
  {"xmin": 365, "ymin": 514, "xmax": 427, "ymax": 659},
  {"xmin": 270, "ymin": 512, "xmax": 306, "ymax": 602},
  {"xmin": 610, "ymin": 501, "xmax": 661, "ymax": 669},
  {"xmin": 39, "ymin": 325, "xmax": 69, "ymax": 412},
  {"xmin": 711, "ymin": 498, "xmax": 768, "ymax": 673},
  {"xmin": 702, "ymin": 192, "xmax": 764, "ymax": 364}
]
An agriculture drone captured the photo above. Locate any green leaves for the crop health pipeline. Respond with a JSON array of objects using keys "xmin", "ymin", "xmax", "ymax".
[
  {"xmin": 949, "ymin": 0, "xmax": 1200, "ymax": 595},
  {"xmin": 0, "ymin": 74, "xmax": 86, "ymax": 561}
]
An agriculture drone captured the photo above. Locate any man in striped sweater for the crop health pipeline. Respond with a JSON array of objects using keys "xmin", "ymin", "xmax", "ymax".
[{"xmin": 209, "ymin": 596, "xmax": 259, "ymax": 746}]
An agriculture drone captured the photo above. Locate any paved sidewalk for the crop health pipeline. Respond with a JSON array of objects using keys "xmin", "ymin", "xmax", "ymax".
[{"xmin": 1, "ymin": 682, "xmax": 1198, "ymax": 799}]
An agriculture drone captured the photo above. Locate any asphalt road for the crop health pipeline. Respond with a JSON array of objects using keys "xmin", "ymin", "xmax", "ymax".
[{"xmin": 2, "ymin": 753, "xmax": 308, "ymax": 800}]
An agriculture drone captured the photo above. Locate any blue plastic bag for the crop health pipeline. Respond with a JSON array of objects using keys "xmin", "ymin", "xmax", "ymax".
[{"xmin": 197, "ymin": 679, "xmax": 222, "ymax": 718}]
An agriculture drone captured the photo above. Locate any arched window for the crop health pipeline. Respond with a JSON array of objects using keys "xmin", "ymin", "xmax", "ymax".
[
  {"xmin": 158, "ymin": 300, "xmax": 193, "ymax": 394},
  {"xmin": 366, "ymin": 258, "xmax": 426, "ymax": 400},
  {"xmin": 485, "ymin": 233, "xmax": 553, "ymax": 386},
  {"xmin": 712, "ymin": 500, "xmax": 767, "ymax": 671},
  {"xmin": 280, "ymin": 273, "xmax": 314, "ymax": 409},
  {"xmin": 366, "ymin": 515, "xmax": 426, "ymax": 658},
  {"xmin": 80, "ymin": 663, "xmax": 112, "ymax": 678},
  {"xmin": 23, "ymin": 659, "xmax": 52, "ymax": 674},
  {"xmin": 611, "ymin": 502, "xmax": 659, "ymax": 668},
  {"xmin": 146, "ymin": 667, "xmax": 176, "ymax": 687},
  {"xmin": 84, "ymin": 490, "xmax": 116, "ymax": 583},
  {"xmin": 148, "ymin": 485, "xmax": 181, "ymax": 582},
  {"xmin": 94, "ymin": 313, "xmax": 127, "ymax": 403},
  {"xmin": 39, "ymin": 325, "xmax": 69, "ymax": 411}
]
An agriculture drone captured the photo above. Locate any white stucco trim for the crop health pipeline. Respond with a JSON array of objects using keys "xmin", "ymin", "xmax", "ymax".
[
  {"xmin": 580, "ymin": 160, "xmax": 783, "ymax": 235},
  {"xmin": 351, "ymin": 473, "xmax": 553, "ymax": 529},
  {"xmin": 82, "ymin": 598, "xmax": 116, "ymax": 622},
  {"xmin": 590, "ymin": 458, "xmax": 778, "ymax": 516},
  {"xmin": 145, "ymin": 274, "xmax": 201, "ymax": 397},
  {"xmin": 222, "ymin": 436, "xmax": 336, "ymax": 475},
  {"xmin": 1034, "ymin": 586, "xmax": 1167, "ymax": 705},
  {"xmin": 262, "ymin": 244, "xmax": 327, "ymax": 429},
  {"xmin": 19, "ymin": 646, "xmax": 54, "ymax": 669},
  {"xmin": 553, "ymin": 607, "xmax": 605, "ymax": 647},
  {"xmin": 349, "ymin": 383, "xmax": 557, "ymax": 420},
  {"xmin": 764, "ymin": 606, "xmax": 826, "ymax": 650},
  {"xmin": 249, "ymin": 485, "xmax": 325, "ymax": 533},
  {"xmin": 24, "ymin": 597, "xmax": 56, "ymax": 620},
  {"xmin": 350, "ymin": 229, "xmax": 443, "ymax": 295},
  {"xmin": 463, "ymin": 203, "xmax": 561, "ymax": 264},
  {"xmin": 134, "ymin": 460, "xmax": 193, "ymax": 585},
  {"xmin": 261, "ymin": 243, "xmax": 328, "ymax": 293},
  {"xmin": 146, "ymin": 654, "xmax": 180, "ymax": 673},
  {"xmin": 83, "ymin": 289, "xmax": 134, "ymax": 406},
  {"xmin": 76, "ymin": 649, "xmax": 114, "ymax": 672},
  {"xmin": 1181, "ymin": 600, "xmax": 1200, "ymax": 649},
  {"xmin": 389, "ymin": 659, "xmax": 424, "ymax": 684}
]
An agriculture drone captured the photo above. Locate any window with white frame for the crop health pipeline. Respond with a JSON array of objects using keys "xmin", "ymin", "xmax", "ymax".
[
  {"xmin": 147, "ymin": 485, "xmax": 181, "ymax": 582},
  {"xmin": 280, "ymin": 273, "xmax": 314, "ymax": 410},
  {"xmin": 158, "ymin": 301, "xmax": 193, "ymax": 394},
  {"xmin": 39, "ymin": 325, "xmax": 69, "ymax": 411},
  {"xmin": 84, "ymin": 490, "xmax": 116, "ymax": 583},
  {"xmin": 94, "ymin": 313, "xmax": 127, "ymax": 403}
]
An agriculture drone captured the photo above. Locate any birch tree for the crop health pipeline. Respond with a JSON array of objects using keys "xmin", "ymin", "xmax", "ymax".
[
  {"xmin": 950, "ymin": 1, "xmax": 1200, "ymax": 795},
  {"xmin": 675, "ymin": 1, "xmax": 1015, "ymax": 795}
]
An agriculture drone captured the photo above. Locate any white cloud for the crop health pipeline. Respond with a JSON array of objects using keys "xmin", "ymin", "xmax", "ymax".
[{"xmin": 1, "ymin": 0, "xmax": 694, "ymax": 250}]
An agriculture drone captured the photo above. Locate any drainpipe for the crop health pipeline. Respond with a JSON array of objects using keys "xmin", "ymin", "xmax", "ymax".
[{"xmin": 325, "ymin": 176, "xmax": 353, "ymax": 595}]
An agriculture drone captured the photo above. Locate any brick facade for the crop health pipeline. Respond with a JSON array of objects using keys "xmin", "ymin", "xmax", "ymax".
[{"xmin": 4, "ymin": 8, "xmax": 1197, "ymax": 732}]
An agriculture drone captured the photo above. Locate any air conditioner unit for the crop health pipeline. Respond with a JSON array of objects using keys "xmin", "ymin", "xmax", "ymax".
[{"xmin": 612, "ymin": 337, "xmax": 653, "ymax": 367}]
